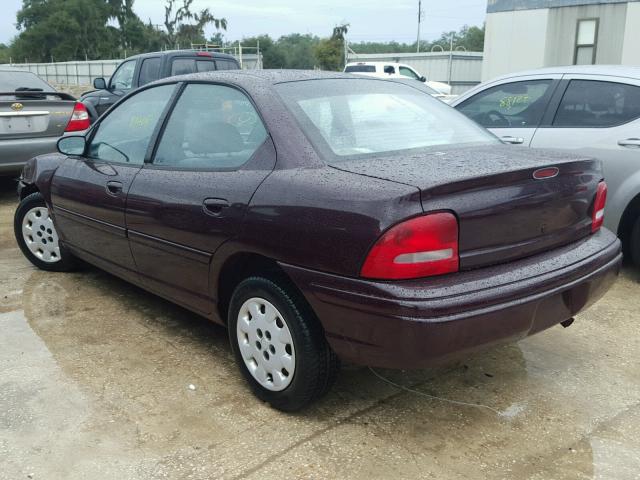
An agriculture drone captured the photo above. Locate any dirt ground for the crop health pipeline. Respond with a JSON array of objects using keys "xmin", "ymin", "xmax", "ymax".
[{"xmin": 1, "ymin": 176, "xmax": 639, "ymax": 480}]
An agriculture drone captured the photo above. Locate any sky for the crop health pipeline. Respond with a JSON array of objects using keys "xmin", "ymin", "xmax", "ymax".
[{"xmin": 0, "ymin": 0, "xmax": 488, "ymax": 45}]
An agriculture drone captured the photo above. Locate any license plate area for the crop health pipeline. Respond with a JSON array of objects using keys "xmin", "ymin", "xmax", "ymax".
[{"xmin": 0, "ymin": 114, "xmax": 49, "ymax": 134}]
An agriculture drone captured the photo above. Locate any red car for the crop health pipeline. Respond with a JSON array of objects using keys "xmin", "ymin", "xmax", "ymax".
[{"xmin": 14, "ymin": 71, "xmax": 621, "ymax": 411}]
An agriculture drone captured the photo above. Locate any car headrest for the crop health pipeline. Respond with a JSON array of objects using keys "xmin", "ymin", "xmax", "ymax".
[{"xmin": 187, "ymin": 120, "xmax": 244, "ymax": 154}]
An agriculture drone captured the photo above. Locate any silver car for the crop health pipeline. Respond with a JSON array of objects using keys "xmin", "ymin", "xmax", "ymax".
[
  {"xmin": 452, "ymin": 66, "xmax": 640, "ymax": 265},
  {"xmin": 0, "ymin": 68, "xmax": 89, "ymax": 175}
]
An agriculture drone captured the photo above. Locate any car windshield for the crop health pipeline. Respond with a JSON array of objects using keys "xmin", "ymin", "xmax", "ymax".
[
  {"xmin": 276, "ymin": 79, "xmax": 496, "ymax": 162},
  {"xmin": 0, "ymin": 70, "xmax": 54, "ymax": 91}
]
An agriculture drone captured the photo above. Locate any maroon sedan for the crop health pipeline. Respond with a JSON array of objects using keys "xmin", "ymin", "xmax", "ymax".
[{"xmin": 14, "ymin": 71, "xmax": 621, "ymax": 411}]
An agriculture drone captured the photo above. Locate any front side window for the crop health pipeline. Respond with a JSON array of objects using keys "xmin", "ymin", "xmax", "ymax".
[
  {"xmin": 553, "ymin": 80, "xmax": 640, "ymax": 127},
  {"xmin": 153, "ymin": 84, "xmax": 267, "ymax": 169},
  {"xmin": 88, "ymin": 85, "xmax": 175, "ymax": 164},
  {"xmin": 399, "ymin": 66, "xmax": 419, "ymax": 80},
  {"xmin": 457, "ymin": 80, "xmax": 553, "ymax": 128},
  {"xmin": 276, "ymin": 79, "xmax": 496, "ymax": 161},
  {"xmin": 138, "ymin": 57, "xmax": 161, "ymax": 86},
  {"xmin": 110, "ymin": 60, "xmax": 136, "ymax": 89},
  {"xmin": 574, "ymin": 19, "xmax": 598, "ymax": 65}
]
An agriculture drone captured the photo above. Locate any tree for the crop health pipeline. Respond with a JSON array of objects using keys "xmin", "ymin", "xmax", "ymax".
[
  {"xmin": 13, "ymin": 0, "xmax": 118, "ymax": 62},
  {"xmin": 314, "ymin": 23, "xmax": 349, "ymax": 71},
  {"xmin": 430, "ymin": 24, "xmax": 485, "ymax": 52},
  {"xmin": 163, "ymin": 0, "xmax": 226, "ymax": 48}
]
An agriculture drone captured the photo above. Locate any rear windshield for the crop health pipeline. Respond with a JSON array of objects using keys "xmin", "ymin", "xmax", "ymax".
[
  {"xmin": 345, "ymin": 65, "xmax": 376, "ymax": 73},
  {"xmin": 276, "ymin": 79, "xmax": 496, "ymax": 162},
  {"xmin": 0, "ymin": 70, "xmax": 54, "ymax": 92}
]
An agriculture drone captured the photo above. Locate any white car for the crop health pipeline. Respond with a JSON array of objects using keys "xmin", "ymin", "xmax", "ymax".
[
  {"xmin": 451, "ymin": 65, "xmax": 640, "ymax": 265},
  {"xmin": 344, "ymin": 62, "xmax": 456, "ymax": 100}
]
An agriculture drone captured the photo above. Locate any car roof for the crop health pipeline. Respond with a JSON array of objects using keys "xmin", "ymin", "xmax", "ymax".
[
  {"xmin": 345, "ymin": 61, "xmax": 407, "ymax": 67},
  {"xmin": 489, "ymin": 65, "xmax": 640, "ymax": 81},
  {"xmin": 156, "ymin": 69, "xmax": 372, "ymax": 86},
  {"xmin": 124, "ymin": 50, "xmax": 238, "ymax": 62}
]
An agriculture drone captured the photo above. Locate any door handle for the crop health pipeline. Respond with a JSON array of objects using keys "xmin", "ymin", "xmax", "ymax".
[
  {"xmin": 203, "ymin": 198, "xmax": 229, "ymax": 216},
  {"xmin": 105, "ymin": 181, "xmax": 123, "ymax": 196},
  {"xmin": 618, "ymin": 138, "xmax": 640, "ymax": 148},
  {"xmin": 501, "ymin": 136, "xmax": 525, "ymax": 145}
]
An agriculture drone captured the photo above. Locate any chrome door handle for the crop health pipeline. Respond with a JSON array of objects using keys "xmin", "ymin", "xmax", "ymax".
[
  {"xmin": 203, "ymin": 198, "xmax": 229, "ymax": 216},
  {"xmin": 618, "ymin": 138, "xmax": 640, "ymax": 148},
  {"xmin": 105, "ymin": 181, "xmax": 123, "ymax": 195},
  {"xmin": 501, "ymin": 136, "xmax": 525, "ymax": 145}
]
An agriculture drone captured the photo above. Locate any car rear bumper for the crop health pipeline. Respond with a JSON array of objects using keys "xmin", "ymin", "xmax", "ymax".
[
  {"xmin": 0, "ymin": 136, "xmax": 60, "ymax": 173},
  {"xmin": 280, "ymin": 229, "xmax": 622, "ymax": 369}
]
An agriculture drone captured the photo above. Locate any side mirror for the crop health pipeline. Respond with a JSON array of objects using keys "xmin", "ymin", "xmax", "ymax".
[
  {"xmin": 57, "ymin": 136, "xmax": 86, "ymax": 156},
  {"xmin": 419, "ymin": 76, "xmax": 427, "ymax": 82},
  {"xmin": 93, "ymin": 77, "xmax": 107, "ymax": 90}
]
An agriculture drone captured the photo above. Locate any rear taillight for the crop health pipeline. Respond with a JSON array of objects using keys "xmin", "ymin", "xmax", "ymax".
[
  {"xmin": 65, "ymin": 102, "xmax": 90, "ymax": 132},
  {"xmin": 591, "ymin": 181, "xmax": 607, "ymax": 233},
  {"xmin": 360, "ymin": 212, "xmax": 459, "ymax": 280}
]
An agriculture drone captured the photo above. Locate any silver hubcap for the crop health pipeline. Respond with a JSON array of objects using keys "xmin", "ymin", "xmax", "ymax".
[
  {"xmin": 22, "ymin": 207, "xmax": 61, "ymax": 263},
  {"xmin": 236, "ymin": 297, "xmax": 295, "ymax": 391}
]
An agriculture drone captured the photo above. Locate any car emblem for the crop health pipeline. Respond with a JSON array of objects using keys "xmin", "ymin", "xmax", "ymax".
[
  {"xmin": 533, "ymin": 167, "xmax": 559, "ymax": 180},
  {"xmin": 11, "ymin": 102, "xmax": 23, "ymax": 111}
]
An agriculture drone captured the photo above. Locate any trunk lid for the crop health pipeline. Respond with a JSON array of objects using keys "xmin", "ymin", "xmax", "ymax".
[
  {"xmin": 0, "ymin": 91, "xmax": 76, "ymax": 139},
  {"xmin": 331, "ymin": 144, "xmax": 602, "ymax": 269}
]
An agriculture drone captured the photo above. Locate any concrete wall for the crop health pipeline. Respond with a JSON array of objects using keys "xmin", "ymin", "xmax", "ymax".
[
  {"xmin": 346, "ymin": 51, "xmax": 484, "ymax": 94},
  {"xmin": 482, "ymin": 8, "xmax": 549, "ymax": 80},
  {"xmin": 621, "ymin": 1, "xmax": 640, "ymax": 63},
  {"xmin": 544, "ymin": 2, "xmax": 627, "ymax": 65},
  {"xmin": 483, "ymin": 1, "xmax": 638, "ymax": 81}
]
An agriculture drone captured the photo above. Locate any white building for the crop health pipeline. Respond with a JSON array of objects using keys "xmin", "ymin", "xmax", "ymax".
[{"xmin": 482, "ymin": 0, "xmax": 640, "ymax": 80}]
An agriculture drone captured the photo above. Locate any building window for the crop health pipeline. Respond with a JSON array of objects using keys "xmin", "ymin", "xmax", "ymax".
[{"xmin": 574, "ymin": 18, "xmax": 598, "ymax": 65}]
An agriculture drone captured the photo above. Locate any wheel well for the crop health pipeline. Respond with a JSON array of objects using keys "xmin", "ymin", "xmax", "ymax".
[
  {"xmin": 216, "ymin": 253, "xmax": 298, "ymax": 324},
  {"xmin": 618, "ymin": 192, "xmax": 640, "ymax": 255},
  {"xmin": 19, "ymin": 183, "xmax": 39, "ymax": 201}
]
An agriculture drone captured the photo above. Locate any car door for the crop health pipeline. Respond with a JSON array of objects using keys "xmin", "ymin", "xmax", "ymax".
[
  {"xmin": 126, "ymin": 82, "xmax": 276, "ymax": 314},
  {"xmin": 50, "ymin": 84, "xmax": 177, "ymax": 279},
  {"xmin": 530, "ymin": 75, "xmax": 640, "ymax": 233},
  {"xmin": 95, "ymin": 59, "xmax": 138, "ymax": 116},
  {"xmin": 455, "ymin": 75, "xmax": 561, "ymax": 146}
]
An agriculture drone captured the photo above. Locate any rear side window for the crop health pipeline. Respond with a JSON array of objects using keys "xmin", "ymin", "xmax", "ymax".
[
  {"xmin": 553, "ymin": 80, "xmax": 640, "ymax": 127},
  {"xmin": 171, "ymin": 58, "xmax": 196, "ymax": 76},
  {"xmin": 88, "ymin": 85, "xmax": 175, "ymax": 165},
  {"xmin": 153, "ymin": 84, "xmax": 267, "ymax": 169},
  {"xmin": 215, "ymin": 59, "xmax": 238, "ymax": 70},
  {"xmin": 138, "ymin": 57, "xmax": 161, "ymax": 86},
  {"xmin": 345, "ymin": 65, "xmax": 376, "ymax": 73},
  {"xmin": 457, "ymin": 80, "xmax": 553, "ymax": 128}
]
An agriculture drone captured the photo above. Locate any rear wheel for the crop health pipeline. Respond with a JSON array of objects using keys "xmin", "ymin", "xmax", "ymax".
[
  {"xmin": 228, "ymin": 276, "xmax": 339, "ymax": 411},
  {"xmin": 630, "ymin": 216, "xmax": 640, "ymax": 266},
  {"xmin": 14, "ymin": 192, "xmax": 77, "ymax": 272}
]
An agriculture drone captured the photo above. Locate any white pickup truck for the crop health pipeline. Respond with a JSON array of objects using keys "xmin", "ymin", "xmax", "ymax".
[{"xmin": 344, "ymin": 62, "xmax": 457, "ymax": 101}]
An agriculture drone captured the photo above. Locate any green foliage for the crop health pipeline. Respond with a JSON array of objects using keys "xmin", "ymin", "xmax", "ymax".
[
  {"xmin": 313, "ymin": 23, "xmax": 349, "ymax": 71},
  {"xmin": 7, "ymin": 0, "xmax": 227, "ymax": 62}
]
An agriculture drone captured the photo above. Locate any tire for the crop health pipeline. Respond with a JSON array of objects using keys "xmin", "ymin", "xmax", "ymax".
[
  {"xmin": 228, "ymin": 276, "xmax": 339, "ymax": 412},
  {"xmin": 14, "ymin": 192, "xmax": 77, "ymax": 272},
  {"xmin": 630, "ymin": 215, "xmax": 640, "ymax": 267}
]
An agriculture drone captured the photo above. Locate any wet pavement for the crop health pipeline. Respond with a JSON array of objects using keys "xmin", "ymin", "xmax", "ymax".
[{"xmin": 1, "ymin": 176, "xmax": 639, "ymax": 480}]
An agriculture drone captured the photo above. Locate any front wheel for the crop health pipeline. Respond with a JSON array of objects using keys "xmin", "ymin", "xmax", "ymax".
[
  {"xmin": 228, "ymin": 276, "xmax": 339, "ymax": 411},
  {"xmin": 630, "ymin": 215, "xmax": 640, "ymax": 267},
  {"xmin": 14, "ymin": 192, "xmax": 77, "ymax": 272}
]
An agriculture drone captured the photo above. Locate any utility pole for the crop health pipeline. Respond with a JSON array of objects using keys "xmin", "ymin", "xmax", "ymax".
[{"xmin": 416, "ymin": 0, "xmax": 423, "ymax": 53}]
